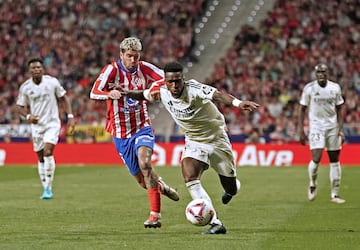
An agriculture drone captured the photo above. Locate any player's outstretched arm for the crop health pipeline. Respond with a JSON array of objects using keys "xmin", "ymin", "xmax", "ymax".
[
  {"xmin": 116, "ymin": 83, "xmax": 160, "ymax": 102},
  {"xmin": 106, "ymin": 83, "xmax": 144, "ymax": 100},
  {"xmin": 212, "ymin": 90, "xmax": 260, "ymax": 112},
  {"xmin": 238, "ymin": 100, "xmax": 260, "ymax": 111}
]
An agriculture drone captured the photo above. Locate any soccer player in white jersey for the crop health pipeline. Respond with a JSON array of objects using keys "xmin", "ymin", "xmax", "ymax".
[
  {"xmin": 298, "ymin": 63, "xmax": 346, "ymax": 204},
  {"xmin": 16, "ymin": 58, "xmax": 75, "ymax": 199},
  {"xmin": 120, "ymin": 62, "xmax": 259, "ymax": 234}
]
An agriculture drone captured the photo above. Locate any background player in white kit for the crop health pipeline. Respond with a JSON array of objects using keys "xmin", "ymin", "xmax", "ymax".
[
  {"xmin": 120, "ymin": 62, "xmax": 259, "ymax": 234},
  {"xmin": 16, "ymin": 58, "xmax": 75, "ymax": 199},
  {"xmin": 298, "ymin": 63, "xmax": 345, "ymax": 204}
]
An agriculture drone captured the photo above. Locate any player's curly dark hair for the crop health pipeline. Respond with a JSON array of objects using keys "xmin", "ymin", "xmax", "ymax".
[
  {"xmin": 164, "ymin": 62, "xmax": 183, "ymax": 73},
  {"xmin": 28, "ymin": 58, "xmax": 44, "ymax": 67}
]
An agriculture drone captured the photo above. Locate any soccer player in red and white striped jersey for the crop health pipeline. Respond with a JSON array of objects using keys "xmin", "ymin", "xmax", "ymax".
[{"xmin": 90, "ymin": 37, "xmax": 179, "ymax": 228}]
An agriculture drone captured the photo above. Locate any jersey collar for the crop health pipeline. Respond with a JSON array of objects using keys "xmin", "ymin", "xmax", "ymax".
[{"xmin": 117, "ymin": 60, "xmax": 137, "ymax": 75}]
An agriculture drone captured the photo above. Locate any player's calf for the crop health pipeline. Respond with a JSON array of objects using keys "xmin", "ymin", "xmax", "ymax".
[{"xmin": 222, "ymin": 179, "xmax": 240, "ymax": 204}]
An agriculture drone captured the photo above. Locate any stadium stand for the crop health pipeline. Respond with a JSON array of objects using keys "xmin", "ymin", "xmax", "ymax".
[
  {"xmin": 0, "ymin": 0, "xmax": 207, "ymax": 142},
  {"xmin": 203, "ymin": 0, "xmax": 360, "ymax": 144}
]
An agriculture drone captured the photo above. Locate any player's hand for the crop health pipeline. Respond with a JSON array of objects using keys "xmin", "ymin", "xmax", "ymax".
[
  {"xmin": 108, "ymin": 83, "xmax": 122, "ymax": 90},
  {"xmin": 239, "ymin": 101, "xmax": 260, "ymax": 111},
  {"xmin": 67, "ymin": 118, "xmax": 76, "ymax": 135},
  {"xmin": 107, "ymin": 89, "xmax": 122, "ymax": 99},
  {"xmin": 28, "ymin": 115, "xmax": 39, "ymax": 124},
  {"xmin": 108, "ymin": 83, "xmax": 129, "ymax": 97},
  {"xmin": 149, "ymin": 83, "xmax": 160, "ymax": 101},
  {"xmin": 299, "ymin": 132, "xmax": 307, "ymax": 145},
  {"xmin": 339, "ymin": 131, "xmax": 345, "ymax": 144}
]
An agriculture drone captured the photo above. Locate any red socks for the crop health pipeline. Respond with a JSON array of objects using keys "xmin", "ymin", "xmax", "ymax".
[{"xmin": 147, "ymin": 188, "xmax": 161, "ymax": 213}]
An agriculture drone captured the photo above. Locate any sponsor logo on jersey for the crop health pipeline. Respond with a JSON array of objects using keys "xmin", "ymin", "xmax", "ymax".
[{"xmin": 126, "ymin": 97, "xmax": 138, "ymax": 106}]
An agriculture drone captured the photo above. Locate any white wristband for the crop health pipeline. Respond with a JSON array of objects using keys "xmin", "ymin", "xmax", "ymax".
[
  {"xmin": 26, "ymin": 114, "xmax": 31, "ymax": 120},
  {"xmin": 67, "ymin": 114, "xmax": 74, "ymax": 119},
  {"xmin": 143, "ymin": 89, "xmax": 151, "ymax": 101},
  {"xmin": 232, "ymin": 98, "xmax": 242, "ymax": 107}
]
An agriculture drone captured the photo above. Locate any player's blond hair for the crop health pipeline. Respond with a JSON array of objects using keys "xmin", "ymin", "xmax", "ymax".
[{"xmin": 119, "ymin": 37, "xmax": 142, "ymax": 52}]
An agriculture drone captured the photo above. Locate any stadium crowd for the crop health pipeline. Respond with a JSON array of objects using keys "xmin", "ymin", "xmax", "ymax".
[
  {"xmin": 0, "ymin": 0, "xmax": 359, "ymax": 143},
  {"xmin": 0, "ymin": 0, "xmax": 205, "ymax": 127},
  {"xmin": 205, "ymin": 0, "xmax": 360, "ymax": 143}
]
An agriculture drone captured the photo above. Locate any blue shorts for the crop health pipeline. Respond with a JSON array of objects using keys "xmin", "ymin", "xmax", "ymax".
[{"xmin": 113, "ymin": 126, "xmax": 154, "ymax": 176}]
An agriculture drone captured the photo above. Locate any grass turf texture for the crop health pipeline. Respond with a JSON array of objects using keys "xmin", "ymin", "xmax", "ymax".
[{"xmin": 0, "ymin": 165, "xmax": 359, "ymax": 250}]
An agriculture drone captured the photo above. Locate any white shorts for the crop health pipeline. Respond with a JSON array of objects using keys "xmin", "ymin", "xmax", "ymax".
[
  {"xmin": 181, "ymin": 135, "xmax": 236, "ymax": 177},
  {"xmin": 31, "ymin": 123, "xmax": 60, "ymax": 152},
  {"xmin": 308, "ymin": 126, "xmax": 341, "ymax": 151}
]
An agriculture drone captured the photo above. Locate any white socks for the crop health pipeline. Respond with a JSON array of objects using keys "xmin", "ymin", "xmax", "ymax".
[
  {"xmin": 308, "ymin": 160, "xmax": 342, "ymax": 198},
  {"xmin": 330, "ymin": 162, "xmax": 341, "ymax": 198},
  {"xmin": 43, "ymin": 156, "xmax": 56, "ymax": 190},
  {"xmin": 308, "ymin": 160, "xmax": 319, "ymax": 187},
  {"xmin": 38, "ymin": 162, "xmax": 46, "ymax": 189},
  {"xmin": 186, "ymin": 180, "xmax": 221, "ymax": 225}
]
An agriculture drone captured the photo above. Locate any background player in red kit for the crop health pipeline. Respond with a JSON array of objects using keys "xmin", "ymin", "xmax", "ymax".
[{"xmin": 90, "ymin": 37, "xmax": 179, "ymax": 228}]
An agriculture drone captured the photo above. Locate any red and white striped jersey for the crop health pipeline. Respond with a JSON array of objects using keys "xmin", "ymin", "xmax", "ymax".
[{"xmin": 90, "ymin": 60, "xmax": 164, "ymax": 138}]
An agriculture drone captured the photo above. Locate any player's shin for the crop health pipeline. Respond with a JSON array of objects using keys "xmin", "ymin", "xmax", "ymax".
[
  {"xmin": 38, "ymin": 162, "xmax": 46, "ymax": 189},
  {"xmin": 330, "ymin": 162, "xmax": 341, "ymax": 197},
  {"xmin": 144, "ymin": 188, "xmax": 161, "ymax": 228},
  {"xmin": 186, "ymin": 180, "xmax": 210, "ymax": 201},
  {"xmin": 186, "ymin": 180, "xmax": 221, "ymax": 225},
  {"xmin": 147, "ymin": 188, "xmax": 161, "ymax": 213},
  {"xmin": 308, "ymin": 160, "xmax": 319, "ymax": 187},
  {"xmin": 44, "ymin": 156, "xmax": 56, "ymax": 190}
]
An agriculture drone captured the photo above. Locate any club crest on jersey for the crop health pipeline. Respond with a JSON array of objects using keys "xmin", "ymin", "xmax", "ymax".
[
  {"xmin": 132, "ymin": 76, "xmax": 144, "ymax": 89},
  {"xmin": 202, "ymin": 86, "xmax": 212, "ymax": 95}
]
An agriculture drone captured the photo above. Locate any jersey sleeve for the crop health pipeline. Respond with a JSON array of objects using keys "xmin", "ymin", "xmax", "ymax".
[
  {"xmin": 140, "ymin": 61, "xmax": 164, "ymax": 88},
  {"xmin": 16, "ymin": 84, "xmax": 27, "ymax": 106},
  {"xmin": 54, "ymin": 77, "xmax": 67, "ymax": 98},
  {"xmin": 299, "ymin": 84, "xmax": 310, "ymax": 106},
  {"xmin": 90, "ymin": 64, "xmax": 116, "ymax": 100},
  {"xmin": 189, "ymin": 79, "xmax": 217, "ymax": 100},
  {"xmin": 335, "ymin": 85, "xmax": 344, "ymax": 106}
]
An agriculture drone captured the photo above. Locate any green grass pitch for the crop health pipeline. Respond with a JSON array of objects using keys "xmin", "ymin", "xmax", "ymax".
[{"xmin": 0, "ymin": 165, "xmax": 359, "ymax": 250}]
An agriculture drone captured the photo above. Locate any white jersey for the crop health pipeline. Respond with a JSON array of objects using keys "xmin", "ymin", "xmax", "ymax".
[
  {"xmin": 299, "ymin": 80, "xmax": 344, "ymax": 129},
  {"xmin": 159, "ymin": 79, "xmax": 227, "ymax": 143},
  {"xmin": 16, "ymin": 75, "xmax": 66, "ymax": 126}
]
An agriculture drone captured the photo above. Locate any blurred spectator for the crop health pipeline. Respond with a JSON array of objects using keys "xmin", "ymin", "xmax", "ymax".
[
  {"xmin": 1, "ymin": 0, "xmax": 360, "ymax": 142},
  {"xmin": 206, "ymin": 0, "xmax": 360, "ymax": 140},
  {"xmin": 2, "ymin": 134, "xmax": 12, "ymax": 143},
  {"xmin": 1, "ymin": 0, "xmax": 206, "ymax": 133},
  {"xmin": 245, "ymin": 128, "xmax": 266, "ymax": 144},
  {"xmin": 72, "ymin": 127, "xmax": 96, "ymax": 144}
]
